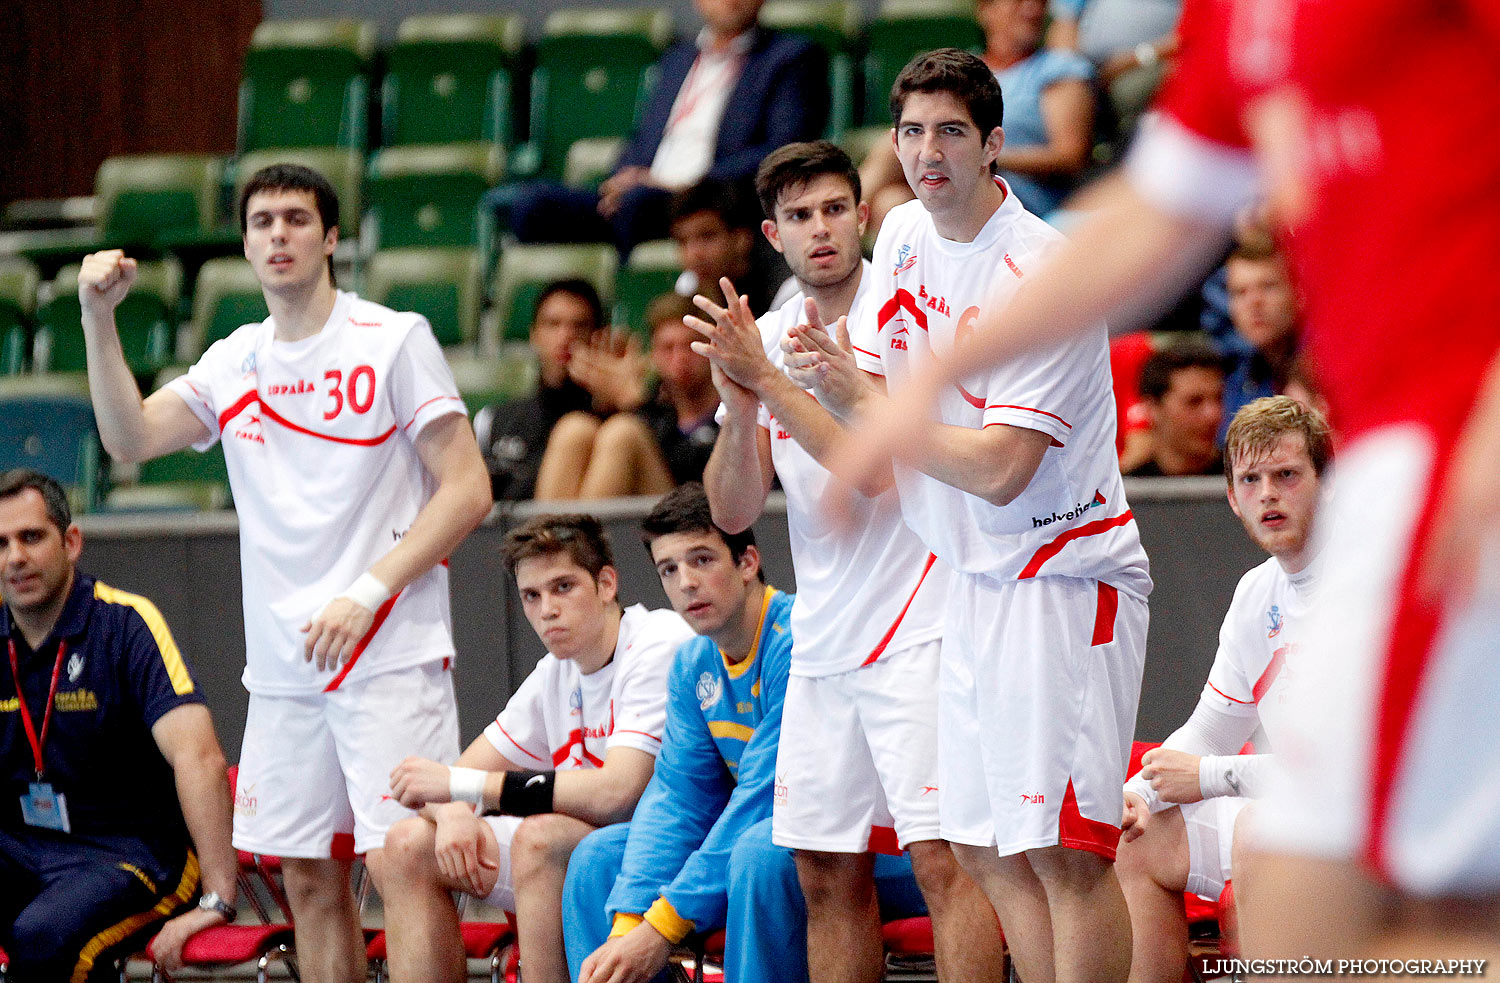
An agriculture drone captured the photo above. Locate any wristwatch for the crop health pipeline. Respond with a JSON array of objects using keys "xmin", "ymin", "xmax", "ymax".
[{"xmin": 198, "ymin": 891, "xmax": 238, "ymax": 922}]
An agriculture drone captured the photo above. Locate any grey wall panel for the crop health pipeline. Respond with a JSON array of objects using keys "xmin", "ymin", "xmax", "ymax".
[{"xmin": 75, "ymin": 479, "xmax": 1260, "ymax": 763}]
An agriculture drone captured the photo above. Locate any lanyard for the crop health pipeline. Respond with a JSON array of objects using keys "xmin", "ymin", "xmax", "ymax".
[
  {"xmin": 6, "ymin": 638, "xmax": 67, "ymax": 780},
  {"xmin": 666, "ymin": 51, "xmax": 744, "ymax": 132}
]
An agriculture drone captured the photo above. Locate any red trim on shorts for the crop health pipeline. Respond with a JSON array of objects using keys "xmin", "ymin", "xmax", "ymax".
[
  {"xmin": 495, "ymin": 723, "xmax": 547, "ymax": 764},
  {"xmin": 861, "ymin": 553, "xmax": 938, "ymax": 666},
  {"xmin": 1018, "ymin": 510, "xmax": 1136, "ymax": 579},
  {"xmin": 1367, "ymin": 457, "xmax": 1450, "ymax": 879},
  {"xmin": 322, "ymin": 589, "xmax": 403, "ymax": 692},
  {"xmin": 217, "ymin": 389, "xmax": 398, "ymax": 446},
  {"xmin": 403, "ymin": 395, "xmax": 465, "ymax": 431},
  {"xmin": 868, "ymin": 824, "xmax": 903, "ymax": 856},
  {"xmin": 984, "ymin": 404, "xmax": 1073, "ymax": 430},
  {"xmin": 1057, "ymin": 778, "xmax": 1120, "ymax": 860},
  {"xmin": 1250, "ymin": 646, "xmax": 1288, "ymax": 703},
  {"xmin": 1091, "ymin": 582, "xmax": 1119, "ymax": 646}
]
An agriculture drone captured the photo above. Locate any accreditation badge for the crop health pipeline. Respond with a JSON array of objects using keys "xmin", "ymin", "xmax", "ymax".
[{"xmin": 20, "ymin": 781, "xmax": 71, "ymax": 833}]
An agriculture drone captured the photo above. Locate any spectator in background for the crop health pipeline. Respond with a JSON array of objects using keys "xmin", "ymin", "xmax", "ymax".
[
  {"xmin": 505, "ymin": 0, "xmax": 828, "ymax": 258},
  {"xmin": 1046, "ymin": 0, "xmax": 1179, "ymax": 138},
  {"xmin": 860, "ymin": 0, "xmax": 1096, "ymax": 229},
  {"xmin": 1124, "ymin": 338, "xmax": 1226, "ymax": 477},
  {"xmin": 668, "ymin": 180, "xmax": 783, "ymax": 317},
  {"xmin": 475, "ymin": 280, "xmax": 605, "ymax": 500},
  {"xmin": 536, "ymin": 293, "xmax": 720, "ymax": 500},
  {"xmin": 1221, "ymin": 241, "xmax": 1302, "ymax": 432}
]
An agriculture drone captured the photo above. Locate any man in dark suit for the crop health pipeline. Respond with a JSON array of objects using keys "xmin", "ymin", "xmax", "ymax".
[{"xmin": 509, "ymin": 0, "xmax": 829, "ymax": 257}]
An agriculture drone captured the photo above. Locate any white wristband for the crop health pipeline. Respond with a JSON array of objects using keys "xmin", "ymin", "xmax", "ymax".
[
  {"xmin": 1198, "ymin": 754, "xmax": 1240, "ymax": 799},
  {"xmin": 449, "ymin": 767, "xmax": 488, "ymax": 805},
  {"xmin": 341, "ymin": 572, "xmax": 392, "ymax": 614}
]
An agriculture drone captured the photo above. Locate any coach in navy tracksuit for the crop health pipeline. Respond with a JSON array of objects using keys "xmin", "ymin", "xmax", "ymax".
[
  {"xmin": 0, "ymin": 470, "xmax": 235, "ymax": 980},
  {"xmin": 507, "ymin": 0, "xmax": 829, "ymax": 256}
]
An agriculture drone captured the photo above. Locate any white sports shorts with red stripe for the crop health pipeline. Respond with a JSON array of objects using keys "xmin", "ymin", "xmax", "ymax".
[
  {"xmin": 233, "ymin": 661, "xmax": 461, "ymax": 857},
  {"xmin": 940, "ymin": 572, "xmax": 1147, "ymax": 859},
  {"xmin": 1255, "ymin": 425, "xmax": 1500, "ymax": 895}
]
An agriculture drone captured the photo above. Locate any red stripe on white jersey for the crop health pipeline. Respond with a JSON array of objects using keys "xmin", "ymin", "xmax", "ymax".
[
  {"xmin": 1018, "ymin": 510, "xmax": 1136, "ymax": 580},
  {"xmin": 984, "ymin": 404, "xmax": 1072, "ymax": 429},
  {"xmin": 1206, "ymin": 681, "xmax": 1255, "ymax": 706},
  {"xmin": 322, "ymin": 588, "xmax": 403, "ymax": 692},
  {"xmin": 851, "ymin": 344, "xmax": 883, "ymax": 360},
  {"xmin": 494, "ymin": 723, "xmax": 547, "ymax": 764},
  {"xmin": 877, "ymin": 289, "xmax": 929, "ymax": 332},
  {"xmin": 861, "ymin": 553, "xmax": 938, "ymax": 666},
  {"xmin": 218, "ymin": 389, "xmax": 398, "ymax": 446},
  {"xmin": 403, "ymin": 394, "xmax": 465, "ymax": 431},
  {"xmin": 1250, "ymin": 646, "xmax": 1287, "ymax": 703}
]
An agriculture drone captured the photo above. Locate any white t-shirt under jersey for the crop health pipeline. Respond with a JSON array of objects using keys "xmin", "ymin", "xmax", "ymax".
[
  {"xmin": 850, "ymin": 184, "xmax": 1150, "ymax": 598},
  {"xmin": 165, "ymin": 290, "xmax": 468, "ymax": 696},
  {"xmin": 725, "ymin": 262, "xmax": 947, "ymax": 677},
  {"xmin": 484, "ymin": 604, "xmax": 692, "ymax": 768}
]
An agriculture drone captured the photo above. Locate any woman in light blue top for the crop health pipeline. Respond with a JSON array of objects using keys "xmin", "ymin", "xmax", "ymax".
[{"xmin": 861, "ymin": 0, "xmax": 1096, "ymax": 226}]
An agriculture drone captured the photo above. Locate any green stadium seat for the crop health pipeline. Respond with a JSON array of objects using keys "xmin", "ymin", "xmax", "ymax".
[
  {"xmin": 382, "ymin": 13, "xmax": 525, "ymax": 149},
  {"xmin": 862, "ymin": 0, "xmax": 983, "ymax": 126},
  {"xmin": 365, "ymin": 143, "xmax": 505, "ymax": 250},
  {"xmin": 614, "ymin": 239, "xmax": 682, "ymax": 339},
  {"xmin": 0, "ymin": 374, "xmax": 107, "ymax": 512},
  {"xmin": 238, "ymin": 18, "xmax": 376, "ymax": 153},
  {"xmin": 511, "ymin": 8, "xmax": 674, "ymax": 180},
  {"xmin": 94, "ymin": 154, "xmax": 225, "ymax": 253},
  {"xmin": 189, "ymin": 257, "xmax": 268, "ymax": 354},
  {"xmin": 0, "ymin": 258, "xmax": 41, "ymax": 376},
  {"xmin": 362, "ymin": 247, "xmax": 484, "ymax": 347},
  {"xmin": 34, "ymin": 260, "xmax": 180, "ymax": 376},
  {"xmin": 760, "ymin": 0, "xmax": 861, "ymax": 138},
  {"xmin": 838, "ymin": 124, "xmax": 895, "ymax": 164},
  {"xmin": 492, "ymin": 243, "xmax": 617, "ymax": 344},
  {"xmin": 562, "ymin": 137, "xmax": 626, "ymax": 191},
  {"xmin": 234, "ymin": 147, "xmax": 365, "ymax": 239},
  {"xmin": 447, "ymin": 346, "xmax": 540, "ymax": 418}
]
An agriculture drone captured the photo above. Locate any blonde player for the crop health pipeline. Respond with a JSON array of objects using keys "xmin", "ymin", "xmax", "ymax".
[
  {"xmin": 76, "ymin": 163, "xmax": 492, "ymax": 982},
  {"xmin": 1116, "ymin": 397, "xmax": 1331, "ymax": 983},
  {"xmin": 692, "ymin": 140, "xmax": 1003, "ymax": 983},
  {"xmin": 382, "ymin": 515, "xmax": 692, "ymax": 983},
  {"xmin": 789, "ymin": 51, "xmax": 1151, "ymax": 983}
]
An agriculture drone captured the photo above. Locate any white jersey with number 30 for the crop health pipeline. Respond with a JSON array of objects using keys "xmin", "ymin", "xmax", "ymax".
[
  {"xmin": 850, "ymin": 186, "xmax": 1150, "ymax": 598},
  {"xmin": 165, "ymin": 290, "xmax": 468, "ymax": 696}
]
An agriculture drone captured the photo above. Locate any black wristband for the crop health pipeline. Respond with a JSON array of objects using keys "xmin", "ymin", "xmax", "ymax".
[{"xmin": 493, "ymin": 769, "xmax": 556, "ymax": 816}]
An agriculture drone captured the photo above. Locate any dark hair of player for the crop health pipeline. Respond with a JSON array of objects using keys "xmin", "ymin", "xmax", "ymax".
[
  {"xmin": 640, "ymin": 483, "xmax": 764, "ymax": 583},
  {"xmin": 890, "ymin": 47, "xmax": 1005, "ymax": 139},
  {"xmin": 237, "ymin": 163, "xmax": 341, "ymax": 284},
  {"xmin": 1223, "ymin": 396, "xmax": 1334, "ymax": 484},
  {"xmin": 1138, "ymin": 338, "xmax": 1228, "ymax": 402},
  {"xmin": 0, "ymin": 469, "xmax": 71, "ymax": 535},
  {"xmin": 501, "ymin": 514, "xmax": 617, "ymax": 582},
  {"xmin": 754, "ymin": 140, "xmax": 862, "ymax": 221},
  {"xmin": 533, "ymin": 278, "xmax": 605, "ymax": 334}
]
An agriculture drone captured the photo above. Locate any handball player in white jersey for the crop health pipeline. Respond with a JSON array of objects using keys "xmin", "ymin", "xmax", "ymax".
[
  {"xmin": 76, "ymin": 163, "xmax": 493, "ymax": 981},
  {"xmin": 1115, "ymin": 397, "xmax": 1331, "ymax": 983},
  {"xmin": 381, "ymin": 514, "xmax": 690, "ymax": 983},
  {"xmin": 787, "ymin": 51, "xmax": 1151, "ymax": 983},
  {"xmin": 694, "ymin": 140, "xmax": 1004, "ymax": 983}
]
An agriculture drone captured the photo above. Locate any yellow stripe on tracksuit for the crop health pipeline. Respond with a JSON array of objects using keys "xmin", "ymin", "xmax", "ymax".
[
  {"xmin": 93, "ymin": 582, "xmax": 195, "ymax": 696},
  {"xmin": 70, "ymin": 850, "xmax": 200, "ymax": 983},
  {"xmin": 707, "ymin": 720, "xmax": 755, "ymax": 742}
]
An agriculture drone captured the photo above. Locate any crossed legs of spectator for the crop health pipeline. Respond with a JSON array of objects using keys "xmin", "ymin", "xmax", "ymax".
[{"xmin": 535, "ymin": 411, "xmax": 675, "ymax": 500}]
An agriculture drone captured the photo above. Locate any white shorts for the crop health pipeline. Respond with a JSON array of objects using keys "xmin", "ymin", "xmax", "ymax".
[
  {"xmin": 1181, "ymin": 796, "xmax": 1250, "ymax": 900},
  {"xmin": 939, "ymin": 573, "xmax": 1147, "ymax": 859},
  {"xmin": 478, "ymin": 815, "xmax": 523, "ymax": 911},
  {"xmin": 772, "ymin": 641, "xmax": 941, "ymax": 853},
  {"xmin": 233, "ymin": 661, "xmax": 461, "ymax": 856},
  {"xmin": 1256, "ymin": 425, "xmax": 1500, "ymax": 896}
]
